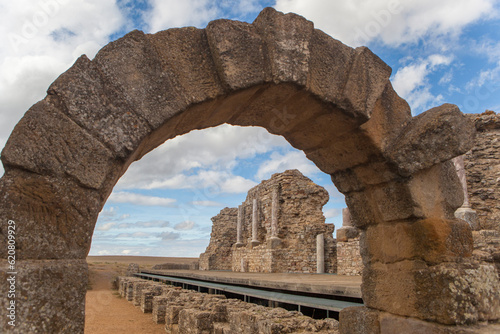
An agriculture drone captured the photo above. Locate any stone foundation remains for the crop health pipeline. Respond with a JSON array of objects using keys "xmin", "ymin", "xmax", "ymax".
[
  {"xmin": 200, "ymin": 170, "xmax": 336, "ymax": 273},
  {"xmin": 117, "ymin": 276, "xmax": 340, "ymax": 333}
]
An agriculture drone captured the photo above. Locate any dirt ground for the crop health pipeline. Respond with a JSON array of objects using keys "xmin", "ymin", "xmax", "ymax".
[{"xmin": 84, "ymin": 256, "xmax": 197, "ymax": 333}]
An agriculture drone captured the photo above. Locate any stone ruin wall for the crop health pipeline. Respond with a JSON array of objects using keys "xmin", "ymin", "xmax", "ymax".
[
  {"xmin": 464, "ymin": 111, "xmax": 500, "ymax": 233},
  {"xmin": 200, "ymin": 170, "xmax": 336, "ymax": 273},
  {"xmin": 199, "ymin": 208, "xmax": 237, "ymax": 271}
]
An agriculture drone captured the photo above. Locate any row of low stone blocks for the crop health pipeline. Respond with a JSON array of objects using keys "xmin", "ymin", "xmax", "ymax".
[{"xmin": 117, "ymin": 276, "xmax": 340, "ymax": 334}]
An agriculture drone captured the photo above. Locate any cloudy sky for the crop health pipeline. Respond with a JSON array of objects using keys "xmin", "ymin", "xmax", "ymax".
[{"xmin": 1, "ymin": 0, "xmax": 499, "ymax": 257}]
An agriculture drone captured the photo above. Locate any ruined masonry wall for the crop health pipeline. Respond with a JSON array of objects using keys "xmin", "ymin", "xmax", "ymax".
[
  {"xmin": 465, "ymin": 111, "xmax": 500, "ymax": 233},
  {"xmin": 336, "ymin": 238, "xmax": 363, "ymax": 276},
  {"xmin": 199, "ymin": 208, "xmax": 237, "ymax": 271},
  {"xmin": 200, "ymin": 170, "xmax": 337, "ymax": 273}
]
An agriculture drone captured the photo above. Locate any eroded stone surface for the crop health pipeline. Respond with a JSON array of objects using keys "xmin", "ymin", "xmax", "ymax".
[
  {"xmin": 0, "ymin": 260, "xmax": 88, "ymax": 334},
  {"xmin": 464, "ymin": 111, "xmax": 500, "ymax": 232},
  {"xmin": 387, "ymin": 104, "xmax": 476, "ymax": 177},
  {"xmin": 362, "ymin": 260, "xmax": 500, "ymax": 325}
]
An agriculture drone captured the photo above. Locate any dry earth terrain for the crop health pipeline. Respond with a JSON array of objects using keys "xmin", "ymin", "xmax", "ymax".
[{"xmin": 85, "ymin": 256, "xmax": 197, "ymax": 333}]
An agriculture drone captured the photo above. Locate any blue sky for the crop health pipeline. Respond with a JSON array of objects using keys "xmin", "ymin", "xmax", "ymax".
[{"xmin": 1, "ymin": 0, "xmax": 499, "ymax": 257}]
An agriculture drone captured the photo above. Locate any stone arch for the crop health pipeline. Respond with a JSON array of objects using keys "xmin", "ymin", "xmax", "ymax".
[{"xmin": 1, "ymin": 7, "xmax": 498, "ymax": 333}]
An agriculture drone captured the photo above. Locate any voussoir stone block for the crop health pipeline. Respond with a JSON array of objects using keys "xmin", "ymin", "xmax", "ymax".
[
  {"xmin": 360, "ymin": 218, "xmax": 473, "ymax": 265},
  {"xmin": 387, "ymin": 104, "xmax": 476, "ymax": 177},
  {"xmin": 1, "ymin": 99, "xmax": 117, "ymax": 190},
  {"xmin": 147, "ymin": 27, "xmax": 225, "ymax": 105},
  {"xmin": 206, "ymin": 19, "xmax": 270, "ymax": 90},
  {"xmin": 0, "ymin": 169, "xmax": 102, "ymax": 260},
  {"xmin": 253, "ymin": 7, "xmax": 314, "ymax": 86},
  {"xmin": 307, "ymin": 29, "xmax": 355, "ymax": 109},
  {"xmin": 362, "ymin": 260, "xmax": 500, "ymax": 325},
  {"xmin": 354, "ymin": 161, "xmax": 464, "ymax": 224},
  {"xmin": 0, "ymin": 259, "xmax": 88, "ymax": 334},
  {"xmin": 342, "ymin": 46, "xmax": 392, "ymax": 121},
  {"xmin": 94, "ymin": 29, "xmax": 192, "ymax": 129},
  {"xmin": 48, "ymin": 54, "xmax": 152, "ymax": 158}
]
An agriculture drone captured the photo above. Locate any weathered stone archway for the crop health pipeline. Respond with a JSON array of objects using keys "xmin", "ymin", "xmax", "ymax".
[{"xmin": 1, "ymin": 7, "xmax": 499, "ymax": 333}]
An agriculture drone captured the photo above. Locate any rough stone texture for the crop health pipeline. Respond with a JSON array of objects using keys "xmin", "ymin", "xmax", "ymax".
[
  {"xmin": 152, "ymin": 262, "xmax": 199, "ymax": 270},
  {"xmin": 337, "ymin": 236, "xmax": 363, "ymax": 276},
  {"xmin": 141, "ymin": 285, "xmax": 170, "ymax": 313},
  {"xmin": 119, "ymin": 276, "xmax": 340, "ymax": 333},
  {"xmin": 126, "ymin": 263, "xmax": 140, "ymax": 276},
  {"xmin": 132, "ymin": 281, "xmax": 154, "ymax": 306},
  {"xmin": 200, "ymin": 170, "xmax": 336, "ymax": 273},
  {"xmin": 379, "ymin": 312, "xmax": 500, "ymax": 334},
  {"xmin": 362, "ymin": 260, "xmax": 500, "ymax": 325},
  {"xmin": 464, "ymin": 111, "xmax": 500, "ymax": 232},
  {"xmin": 0, "ymin": 260, "xmax": 88, "ymax": 334},
  {"xmin": 200, "ymin": 208, "xmax": 238, "ymax": 271},
  {"xmin": 339, "ymin": 306, "xmax": 381, "ymax": 334},
  {"xmin": 387, "ymin": 104, "xmax": 476, "ymax": 177},
  {"xmin": 0, "ymin": 169, "xmax": 102, "ymax": 260},
  {"xmin": 361, "ymin": 218, "xmax": 473, "ymax": 266},
  {"xmin": 1, "ymin": 100, "xmax": 117, "ymax": 190},
  {"xmin": 472, "ymin": 230, "xmax": 500, "ymax": 275}
]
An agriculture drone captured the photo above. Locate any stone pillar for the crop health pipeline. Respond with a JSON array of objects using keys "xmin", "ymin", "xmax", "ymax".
[
  {"xmin": 251, "ymin": 198, "xmax": 260, "ymax": 247},
  {"xmin": 337, "ymin": 208, "xmax": 360, "ymax": 242},
  {"xmin": 452, "ymin": 155, "xmax": 479, "ymax": 230},
  {"xmin": 271, "ymin": 187, "xmax": 279, "ymax": 237},
  {"xmin": 235, "ymin": 205, "xmax": 244, "ymax": 247},
  {"xmin": 342, "ymin": 208, "xmax": 352, "ymax": 227},
  {"xmin": 269, "ymin": 187, "xmax": 282, "ymax": 249},
  {"xmin": 316, "ymin": 234, "xmax": 325, "ymax": 274}
]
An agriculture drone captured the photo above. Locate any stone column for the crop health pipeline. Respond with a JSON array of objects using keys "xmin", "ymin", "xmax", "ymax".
[
  {"xmin": 342, "ymin": 208, "xmax": 352, "ymax": 227},
  {"xmin": 271, "ymin": 187, "xmax": 279, "ymax": 237},
  {"xmin": 452, "ymin": 155, "xmax": 479, "ymax": 230},
  {"xmin": 337, "ymin": 208, "xmax": 359, "ymax": 242},
  {"xmin": 235, "ymin": 205, "xmax": 244, "ymax": 247},
  {"xmin": 251, "ymin": 198, "xmax": 260, "ymax": 247},
  {"xmin": 316, "ymin": 234, "xmax": 325, "ymax": 274},
  {"xmin": 269, "ymin": 187, "xmax": 282, "ymax": 249}
]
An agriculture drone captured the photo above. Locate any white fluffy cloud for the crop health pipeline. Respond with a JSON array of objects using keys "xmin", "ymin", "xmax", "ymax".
[
  {"xmin": 108, "ymin": 191, "xmax": 177, "ymax": 207},
  {"xmin": 275, "ymin": 0, "xmax": 495, "ymax": 47},
  {"xmin": 96, "ymin": 222, "xmax": 116, "ymax": 231},
  {"xmin": 255, "ymin": 151, "xmax": 320, "ymax": 181},
  {"xmin": 116, "ymin": 124, "xmax": 288, "ymax": 192},
  {"xmin": 392, "ymin": 54, "xmax": 452, "ymax": 113},
  {"xmin": 144, "ymin": 0, "xmax": 218, "ymax": 32},
  {"xmin": 324, "ymin": 208, "xmax": 342, "ymax": 219},
  {"xmin": 0, "ymin": 0, "xmax": 127, "ymax": 167},
  {"xmin": 174, "ymin": 221, "xmax": 197, "ymax": 231}
]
